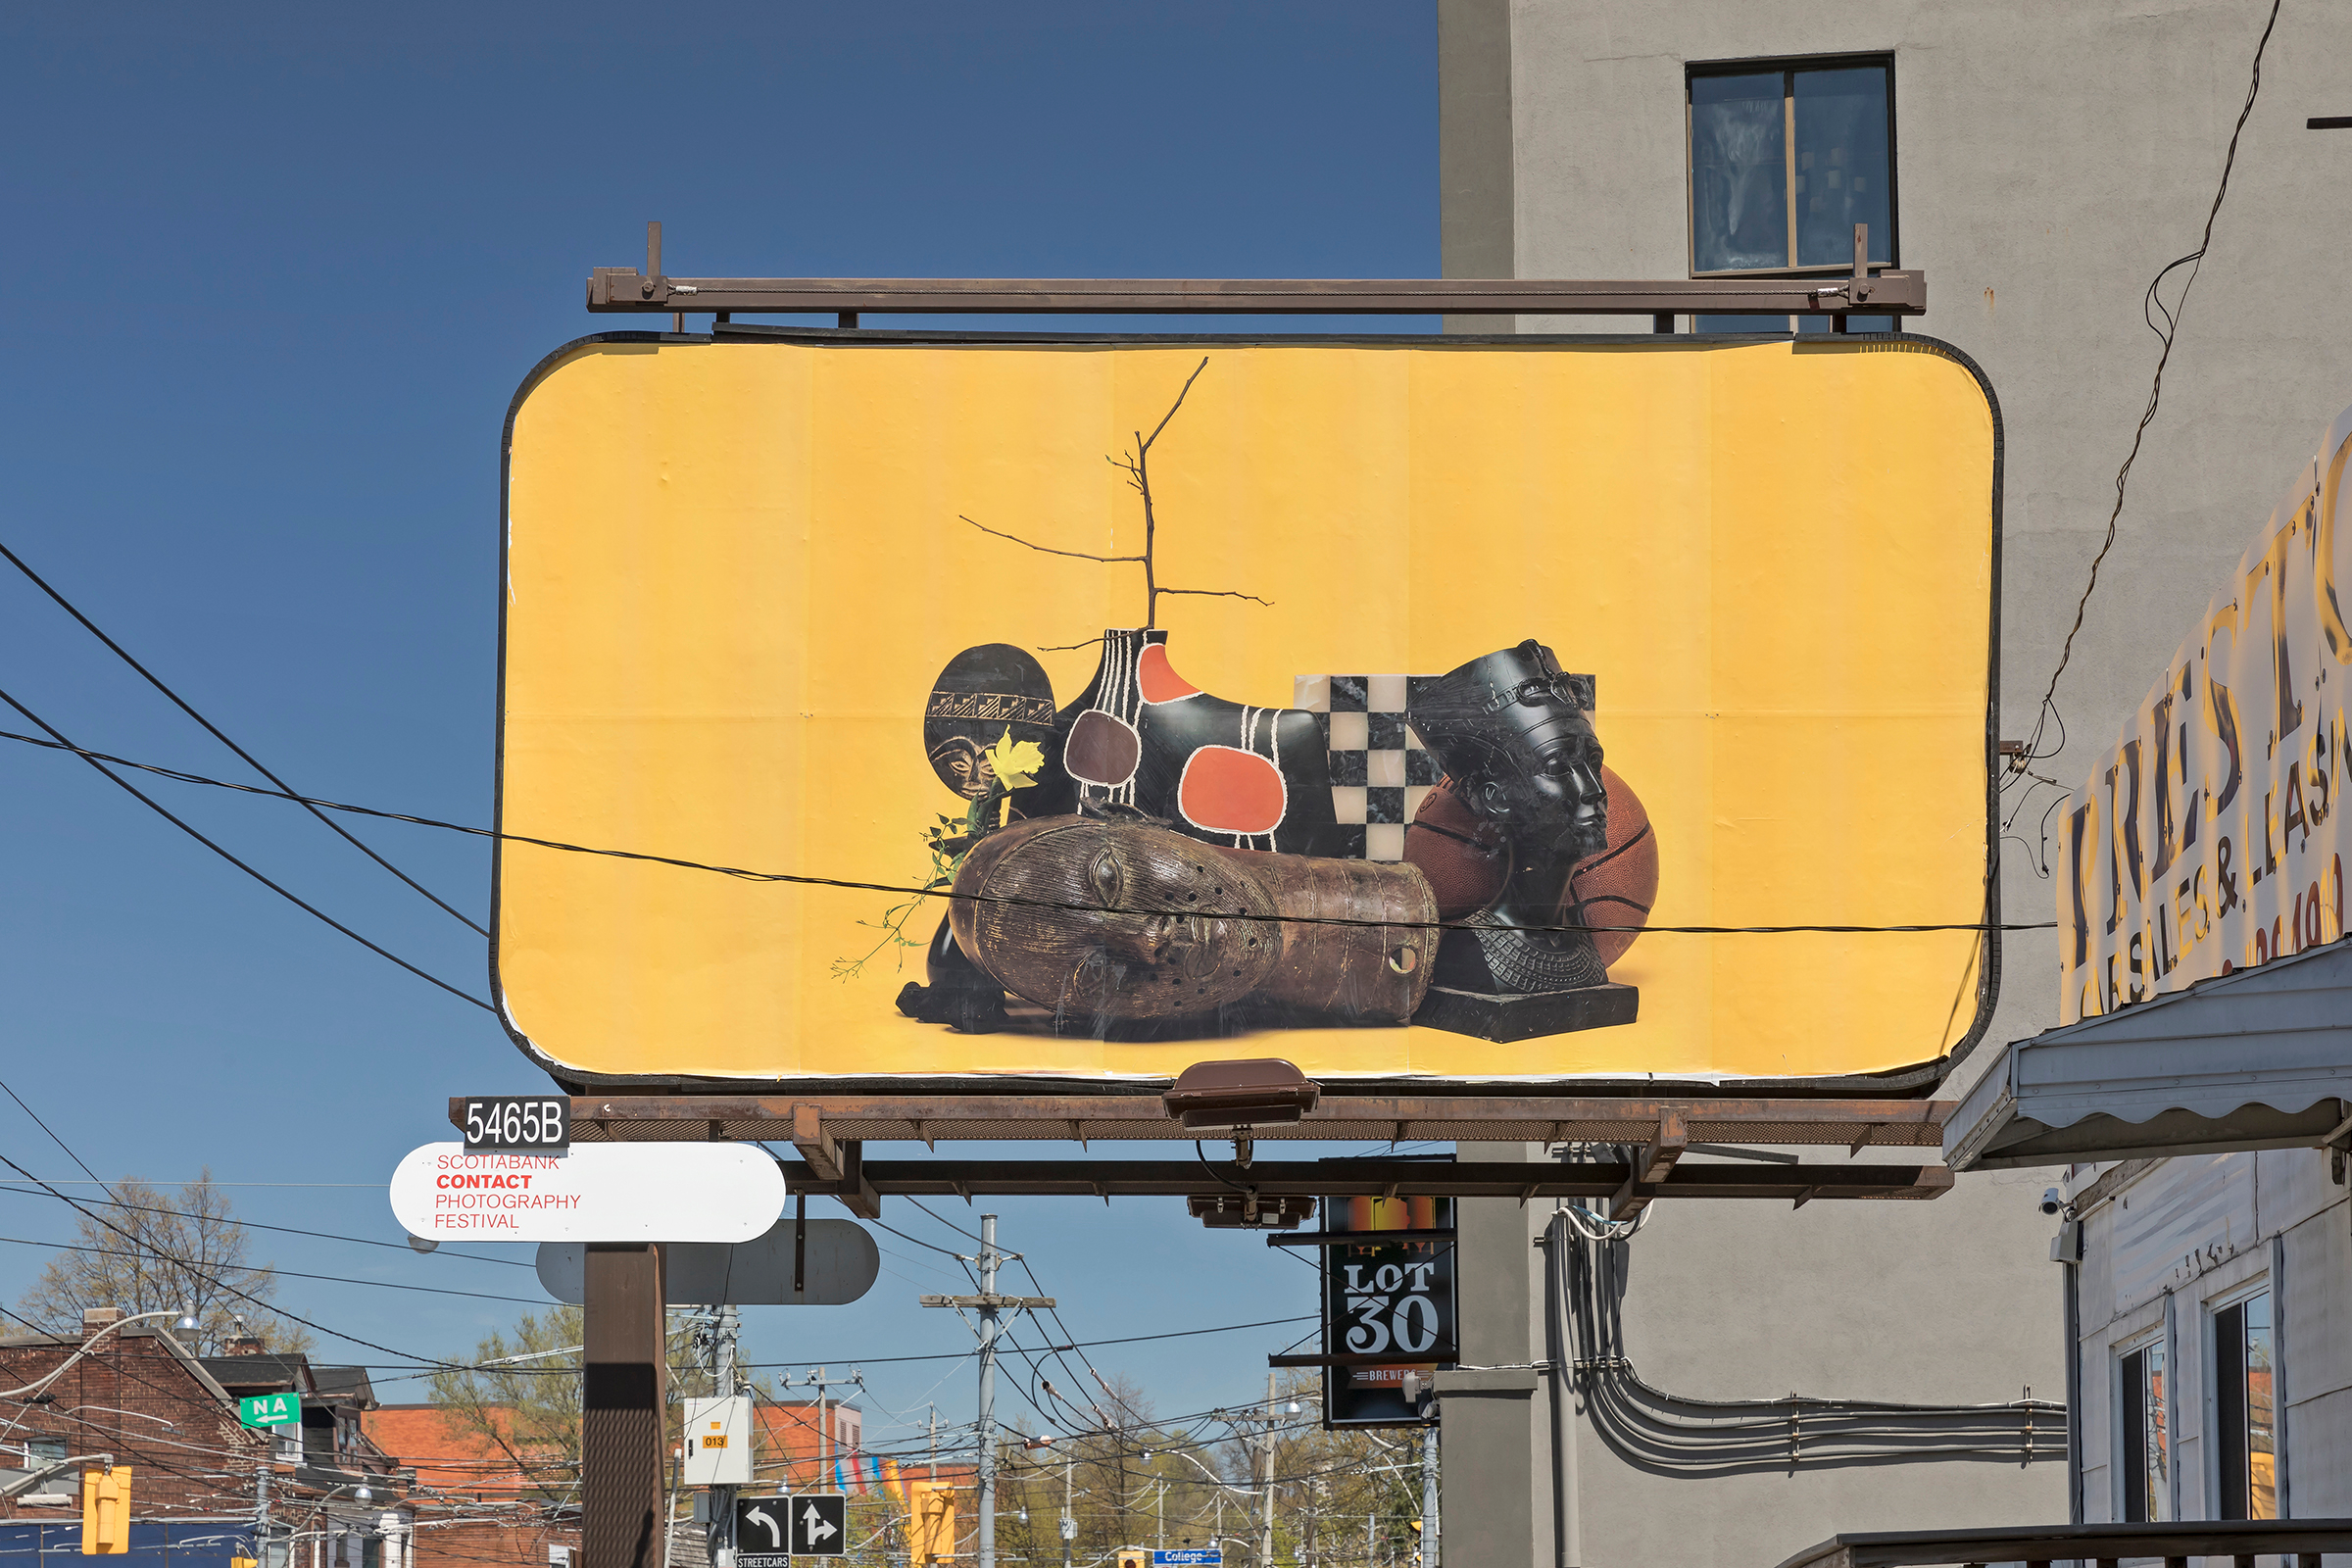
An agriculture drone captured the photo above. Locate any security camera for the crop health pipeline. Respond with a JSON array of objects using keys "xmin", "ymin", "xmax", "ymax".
[{"xmin": 2039, "ymin": 1187, "xmax": 2064, "ymax": 1216}]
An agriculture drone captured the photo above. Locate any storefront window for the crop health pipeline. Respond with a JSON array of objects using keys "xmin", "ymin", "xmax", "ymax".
[
  {"xmin": 2215, "ymin": 1291, "xmax": 2276, "ymax": 1519},
  {"xmin": 2121, "ymin": 1338, "xmax": 2170, "ymax": 1521}
]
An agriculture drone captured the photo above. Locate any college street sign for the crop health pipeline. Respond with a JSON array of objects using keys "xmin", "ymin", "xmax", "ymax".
[{"xmin": 388, "ymin": 1142, "xmax": 784, "ymax": 1244}]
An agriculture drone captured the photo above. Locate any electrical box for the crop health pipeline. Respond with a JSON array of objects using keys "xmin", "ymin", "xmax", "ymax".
[{"xmin": 683, "ymin": 1395, "xmax": 753, "ymax": 1487}]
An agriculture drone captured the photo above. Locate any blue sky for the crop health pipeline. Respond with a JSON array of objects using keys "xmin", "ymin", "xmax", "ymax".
[{"xmin": 0, "ymin": 2, "xmax": 1434, "ymax": 1455}]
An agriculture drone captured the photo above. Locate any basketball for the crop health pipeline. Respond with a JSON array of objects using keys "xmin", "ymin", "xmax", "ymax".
[
  {"xmin": 1402, "ymin": 779, "xmax": 1508, "ymax": 920},
  {"xmin": 1404, "ymin": 768, "xmax": 1658, "ymax": 965},
  {"xmin": 1568, "ymin": 766, "xmax": 1658, "ymax": 965}
]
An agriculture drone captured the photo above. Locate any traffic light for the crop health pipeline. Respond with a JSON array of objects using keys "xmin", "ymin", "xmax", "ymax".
[
  {"xmin": 80, "ymin": 1465, "xmax": 131, "ymax": 1555},
  {"xmin": 906, "ymin": 1482, "xmax": 957, "ymax": 1564},
  {"xmin": 1115, "ymin": 1551, "xmax": 1150, "ymax": 1568}
]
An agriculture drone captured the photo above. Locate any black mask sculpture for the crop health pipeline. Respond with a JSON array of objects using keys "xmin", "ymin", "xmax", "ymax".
[
  {"xmin": 1405, "ymin": 640, "xmax": 1638, "ymax": 1041},
  {"xmin": 900, "ymin": 643, "xmax": 1062, "ymax": 1034}
]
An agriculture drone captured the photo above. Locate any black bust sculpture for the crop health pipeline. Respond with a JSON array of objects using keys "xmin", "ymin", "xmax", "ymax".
[{"xmin": 1405, "ymin": 640, "xmax": 1637, "ymax": 1040}]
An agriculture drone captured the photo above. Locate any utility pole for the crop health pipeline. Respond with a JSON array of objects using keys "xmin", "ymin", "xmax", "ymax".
[
  {"xmin": 1260, "ymin": 1372, "xmax": 1276, "ymax": 1568},
  {"xmin": 254, "ymin": 1456, "xmax": 272, "ymax": 1568},
  {"xmin": 710, "ymin": 1307, "xmax": 742, "ymax": 1568},
  {"xmin": 1059, "ymin": 1456, "xmax": 1074, "ymax": 1568},
  {"xmin": 916, "ymin": 1222, "xmax": 1053, "ymax": 1568},
  {"xmin": 977, "ymin": 1214, "xmax": 1001, "ymax": 1568},
  {"xmin": 1418, "ymin": 1421, "xmax": 1438, "ymax": 1568},
  {"xmin": 814, "ymin": 1366, "xmax": 830, "ymax": 1487}
]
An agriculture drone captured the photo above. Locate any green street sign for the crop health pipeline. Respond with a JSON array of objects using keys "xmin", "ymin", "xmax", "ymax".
[{"xmin": 237, "ymin": 1393, "xmax": 301, "ymax": 1430}]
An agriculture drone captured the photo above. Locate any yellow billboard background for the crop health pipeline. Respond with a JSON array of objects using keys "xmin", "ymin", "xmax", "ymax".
[{"xmin": 497, "ymin": 335, "xmax": 1994, "ymax": 1084}]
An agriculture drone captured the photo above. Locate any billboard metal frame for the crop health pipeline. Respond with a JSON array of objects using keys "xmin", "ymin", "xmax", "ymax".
[{"xmin": 489, "ymin": 260, "xmax": 2001, "ymax": 1133}]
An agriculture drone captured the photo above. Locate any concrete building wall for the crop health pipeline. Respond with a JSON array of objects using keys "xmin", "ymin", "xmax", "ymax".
[{"xmin": 1438, "ymin": 0, "xmax": 2352, "ymax": 1560}]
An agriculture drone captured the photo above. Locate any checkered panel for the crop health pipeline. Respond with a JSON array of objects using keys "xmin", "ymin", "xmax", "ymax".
[{"xmin": 1294, "ymin": 673, "xmax": 1444, "ymax": 861}]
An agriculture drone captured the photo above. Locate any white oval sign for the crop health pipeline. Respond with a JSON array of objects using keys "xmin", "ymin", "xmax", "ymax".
[{"xmin": 389, "ymin": 1142, "xmax": 785, "ymax": 1243}]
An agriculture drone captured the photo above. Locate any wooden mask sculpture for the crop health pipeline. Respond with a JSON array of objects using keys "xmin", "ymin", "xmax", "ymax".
[
  {"xmin": 949, "ymin": 815, "xmax": 1438, "ymax": 1031},
  {"xmin": 1406, "ymin": 641, "xmax": 1636, "ymax": 1035}
]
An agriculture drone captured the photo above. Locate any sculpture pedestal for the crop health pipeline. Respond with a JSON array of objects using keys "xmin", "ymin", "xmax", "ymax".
[{"xmin": 1412, "ymin": 982, "xmax": 1638, "ymax": 1043}]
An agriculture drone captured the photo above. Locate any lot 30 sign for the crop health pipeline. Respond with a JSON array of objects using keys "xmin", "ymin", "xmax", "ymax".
[
  {"xmin": 2064, "ymin": 404, "xmax": 2352, "ymax": 1020},
  {"xmin": 1321, "ymin": 1196, "xmax": 1454, "ymax": 1428}
]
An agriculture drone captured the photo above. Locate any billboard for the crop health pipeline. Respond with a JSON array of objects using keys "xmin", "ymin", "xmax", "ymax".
[
  {"xmin": 496, "ymin": 333, "xmax": 1997, "ymax": 1087},
  {"xmin": 2060, "ymin": 405, "xmax": 2352, "ymax": 1022}
]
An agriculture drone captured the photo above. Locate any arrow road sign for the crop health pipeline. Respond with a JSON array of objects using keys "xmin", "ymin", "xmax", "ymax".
[
  {"xmin": 733, "ymin": 1495, "xmax": 790, "ymax": 1568},
  {"xmin": 236, "ymin": 1394, "xmax": 300, "ymax": 1430},
  {"xmin": 791, "ymin": 1494, "xmax": 848, "ymax": 1557}
]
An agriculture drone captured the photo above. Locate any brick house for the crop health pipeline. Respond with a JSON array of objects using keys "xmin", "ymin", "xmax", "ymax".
[
  {"xmin": 361, "ymin": 1405, "xmax": 578, "ymax": 1568},
  {"xmin": 0, "ymin": 1309, "xmax": 412, "ymax": 1568}
]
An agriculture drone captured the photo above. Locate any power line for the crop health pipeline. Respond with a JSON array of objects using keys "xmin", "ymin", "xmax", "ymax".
[
  {"xmin": 0, "ymin": 535, "xmax": 486, "ymax": 936},
  {"xmin": 2017, "ymin": 0, "xmax": 2282, "ymax": 770},
  {"xmin": 0, "ymin": 1182, "xmax": 533, "ymax": 1268},
  {"xmin": 0, "ymin": 1078, "xmax": 115, "ymax": 1200},
  {"xmin": 0, "ymin": 1235, "xmax": 550, "ymax": 1306},
  {"xmin": 0, "ymin": 691, "xmax": 495, "ymax": 1013},
  {"xmin": 0, "ymin": 726, "xmax": 2050, "ymax": 938},
  {"xmin": 0, "ymin": 1152, "xmax": 482, "ymax": 1370}
]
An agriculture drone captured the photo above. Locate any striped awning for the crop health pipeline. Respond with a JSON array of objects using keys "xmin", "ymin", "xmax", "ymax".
[{"xmin": 1946, "ymin": 937, "xmax": 2352, "ymax": 1170}]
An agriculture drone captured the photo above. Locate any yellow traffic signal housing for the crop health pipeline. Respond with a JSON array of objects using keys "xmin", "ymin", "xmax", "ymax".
[
  {"xmin": 1116, "ymin": 1550, "xmax": 1150, "ymax": 1568},
  {"xmin": 906, "ymin": 1481, "xmax": 958, "ymax": 1564},
  {"xmin": 80, "ymin": 1465, "xmax": 130, "ymax": 1555}
]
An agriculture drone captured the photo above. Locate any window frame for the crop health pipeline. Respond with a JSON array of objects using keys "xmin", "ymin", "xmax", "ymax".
[
  {"xmin": 2204, "ymin": 1277, "xmax": 2278, "ymax": 1523},
  {"xmin": 1685, "ymin": 51, "xmax": 1900, "ymax": 279},
  {"xmin": 2113, "ymin": 1322, "xmax": 2172, "ymax": 1524}
]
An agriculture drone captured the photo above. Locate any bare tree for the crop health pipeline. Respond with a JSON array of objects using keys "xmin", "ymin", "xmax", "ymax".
[
  {"xmin": 426, "ymin": 1305, "xmax": 584, "ymax": 1505},
  {"xmin": 962, "ymin": 359, "xmax": 1270, "ymax": 639},
  {"xmin": 16, "ymin": 1170, "xmax": 313, "ymax": 1355}
]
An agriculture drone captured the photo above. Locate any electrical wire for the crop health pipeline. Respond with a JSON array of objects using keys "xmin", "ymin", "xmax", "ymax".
[
  {"xmin": 0, "ymin": 1152, "xmax": 481, "ymax": 1370},
  {"xmin": 0, "ymin": 726, "xmax": 2050, "ymax": 939},
  {"xmin": 0, "ymin": 1181, "xmax": 533, "ymax": 1268},
  {"xmin": 2016, "ymin": 0, "xmax": 2282, "ymax": 772},
  {"xmin": 0, "ymin": 1235, "xmax": 550, "ymax": 1305},
  {"xmin": 0, "ymin": 535, "xmax": 486, "ymax": 936},
  {"xmin": 0, "ymin": 693, "xmax": 494, "ymax": 1013}
]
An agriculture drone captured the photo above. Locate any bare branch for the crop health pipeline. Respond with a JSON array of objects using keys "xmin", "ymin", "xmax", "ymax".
[
  {"xmin": 1159, "ymin": 587, "xmax": 1274, "ymax": 607},
  {"xmin": 1140, "ymin": 357, "xmax": 1211, "ymax": 456},
  {"xmin": 961, "ymin": 514, "xmax": 1143, "ymax": 564},
  {"xmin": 1039, "ymin": 636, "xmax": 1107, "ymax": 653}
]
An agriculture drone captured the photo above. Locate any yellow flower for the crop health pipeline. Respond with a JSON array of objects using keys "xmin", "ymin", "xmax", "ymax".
[{"xmin": 984, "ymin": 727, "xmax": 1045, "ymax": 791}]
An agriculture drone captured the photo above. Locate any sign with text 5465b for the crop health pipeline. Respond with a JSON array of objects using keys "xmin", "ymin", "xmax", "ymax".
[{"xmin": 389, "ymin": 1142, "xmax": 783, "ymax": 1243}]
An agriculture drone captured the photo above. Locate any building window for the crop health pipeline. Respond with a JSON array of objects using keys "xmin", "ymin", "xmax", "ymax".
[
  {"xmin": 1689, "ymin": 55, "xmax": 1897, "ymax": 332},
  {"xmin": 26, "ymin": 1438, "xmax": 67, "ymax": 1467},
  {"xmin": 2214, "ymin": 1289, "xmax": 2277, "ymax": 1520},
  {"xmin": 2119, "ymin": 1336, "xmax": 2170, "ymax": 1522}
]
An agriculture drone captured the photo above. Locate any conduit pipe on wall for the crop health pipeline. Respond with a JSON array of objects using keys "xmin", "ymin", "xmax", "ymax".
[{"xmin": 1557, "ymin": 1210, "xmax": 2067, "ymax": 1476}]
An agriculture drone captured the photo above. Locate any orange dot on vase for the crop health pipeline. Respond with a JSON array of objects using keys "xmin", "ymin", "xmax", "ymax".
[
  {"xmin": 1177, "ymin": 746, "xmax": 1286, "ymax": 836},
  {"xmin": 1137, "ymin": 642, "xmax": 1201, "ymax": 704}
]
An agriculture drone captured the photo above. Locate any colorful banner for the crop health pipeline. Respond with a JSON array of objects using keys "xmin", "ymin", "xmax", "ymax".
[
  {"xmin": 497, "ymin": 335, "xmax": 1997, "ymax": 1085},
  {"xmin": 2060, "ymin": 406, "xmax": 2352, "ymax": 1021}
]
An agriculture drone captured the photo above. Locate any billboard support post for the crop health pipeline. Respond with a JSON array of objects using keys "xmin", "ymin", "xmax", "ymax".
[{"xmin": 583, "ymin": 1243, "xmax": 666, "ymax": 1568}]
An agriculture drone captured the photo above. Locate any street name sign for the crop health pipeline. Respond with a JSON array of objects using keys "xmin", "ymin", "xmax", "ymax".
[
  {"xmin": 790, "ymin": 1494, "xmax": 847, "ymax": 1557},
  {"xmin": 733, "ymin": 1495, "xmax": 791, "ymax": 1568},
  {"xmin": 235, "ymin": 1394, "xmax": 300, "ymax": 1430},
  {"xmin": 536, "ymin": 1216, "xmax": 879, "ymax": 1305},
  {"xmin": 388, "ymin": 1142, "xmax": 783, "ymax": 1243},
  {"xmin": 1155, "ymin": 1552, "xmax": 1222, "ymax": 1565}
]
